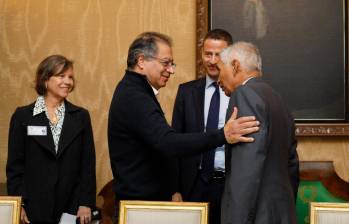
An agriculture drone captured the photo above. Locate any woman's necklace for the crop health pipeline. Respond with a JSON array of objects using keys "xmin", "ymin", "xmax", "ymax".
[
  {"xmin": 45, "ymin": 97, "xmax": 62, "ymax": 125},
  {"xmin": 51, "ymin": 112, "xmax": 58, "ymax": 125}
]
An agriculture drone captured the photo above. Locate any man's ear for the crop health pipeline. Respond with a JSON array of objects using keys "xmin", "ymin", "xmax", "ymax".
[
  {"xmin": 231, "ymin": 59, "xmax": 240, "ymax": 77},
  {"xmin": 136, "ymin": 55, "xmax": 146, "ymax": 70}
]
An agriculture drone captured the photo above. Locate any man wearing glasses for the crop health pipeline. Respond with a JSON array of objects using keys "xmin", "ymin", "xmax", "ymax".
[{"xmin": 107, "ymin": 32, "xmax": 259, "ymax": 221}]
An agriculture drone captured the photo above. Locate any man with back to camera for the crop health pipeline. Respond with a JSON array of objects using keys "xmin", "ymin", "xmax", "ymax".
[
  {"xmin": 218, "ymin": 42, "xmax": 299, "ymax": 224},
  {"xmin": 107, "ymin": 32, "xmax": 260, "ymax": 221},
  {"xmin": 171, "ymin": 29, "xmax": 233, "ymax": 224}
]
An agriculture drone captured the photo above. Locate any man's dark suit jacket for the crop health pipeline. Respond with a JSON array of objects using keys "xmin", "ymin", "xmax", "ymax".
[
  {"xmin": 108, "ymin": 70, "xmax": 227, "ymax": 201},
  {"xmin": 172, "ymin": 78, "xmax": 207, "ymax": 198},
  {"xmin": 6, "ymin": 100, "xmax": 96, "ymax": 223},
  {"xmin": 221, "ymin": 78, "xmax": 299, "ymax": 224}
]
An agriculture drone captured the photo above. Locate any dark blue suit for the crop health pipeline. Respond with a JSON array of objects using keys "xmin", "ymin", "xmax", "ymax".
[
  {"xmin": 172, "ymin": 77, "xmax": 227, "ymax": 224},
  {"xmin": 172, "ymin": 78, "xmax": 207, "ymax": 199}
]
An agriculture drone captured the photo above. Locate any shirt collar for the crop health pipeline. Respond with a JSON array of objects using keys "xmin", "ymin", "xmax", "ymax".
[
  {"xmin": 33, "ymin": 95, "xmax": 65, "ymax": 116},
  {"xmin": 243, "ymin": 77, "xmax": 254, "ymax": 85},
  {"xmin": 205, "ymin": 75, "xmax": 217, "ymax": 89},
  {"xmin": 150, "ymin": 84, "xmax": 159, "ymax": 96},
  {"xmin": 33, "ymin": 96, "xmax": 46, "ymax": 116}
]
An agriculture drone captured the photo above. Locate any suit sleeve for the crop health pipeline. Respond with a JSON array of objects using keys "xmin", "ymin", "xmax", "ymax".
[
  {"xmin": 225, "ymin": 86, "xmax": 268, "ymax": 224},
  {"xmin": 171, "ymin": 85, "xmax": 185, "ymax": 193},
  {"xmin": 128, "ymin": 91, "xmax": 226, "ymax": 158},
  {"xmin": 78, "ymin": 110, "xmax": 96, "ymax": 207},
  {"xmin": 288, "ymin": 118, "xmax": 299, "ymax": 202},
  {"xmin": 172, "ymin": 84, "xmax": 185, "ymax": 132},
  {"xmin": 6, "ymin": 108, "xmax": 26, "ymax": 198}
]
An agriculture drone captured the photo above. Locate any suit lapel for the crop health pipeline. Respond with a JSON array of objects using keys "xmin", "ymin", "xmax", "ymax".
[
  {"xmin": 28, "ymin": 113, "xmax": 56, "ymax": 156},
  {"xmin": 194, "ymin": 78, "xmax": 206, "ymax": 132},
  {"xmin": 151, "ymin": 94, "xmax": 164, "ymax": 116},
  {"xmin": 147, "ymin": 84, "xmax": 165, "ymax": 116},
  {"xmin": 127, "ymin": 70, "xmax": 165, "ymax": 115},
  {"xmin": 56, "ymin": 101, "xmax": 83, "ymax": 157}
]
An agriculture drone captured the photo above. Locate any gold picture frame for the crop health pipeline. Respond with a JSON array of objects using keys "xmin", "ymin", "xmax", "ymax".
[
  {"xmin": 310, "ymin": 202, "xmax": 349, "ymax": 224},
  {"xmin": 118, "ymin": 200, "xmax": 208, "ymax": 224},
  {"xmin": 0, "ymin": 196, "xmax": 21, "ymax": 224}
]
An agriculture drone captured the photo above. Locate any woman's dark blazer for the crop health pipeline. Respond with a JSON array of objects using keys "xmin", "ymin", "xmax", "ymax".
[{"xmin": 6, "ymin": 100, "xmax": 96, "ymax": 223}]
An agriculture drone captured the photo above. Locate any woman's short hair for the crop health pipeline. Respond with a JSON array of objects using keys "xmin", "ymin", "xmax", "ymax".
[{"xmin": 35, "ymin": 55, "xmax": 74, "ymax": 95}]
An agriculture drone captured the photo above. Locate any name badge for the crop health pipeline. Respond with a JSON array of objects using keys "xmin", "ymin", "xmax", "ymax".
[{"xmin": 27, "ymin": 126, "xmax": 47, "ymax": 136}]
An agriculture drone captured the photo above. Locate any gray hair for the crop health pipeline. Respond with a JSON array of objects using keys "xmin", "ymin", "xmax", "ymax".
[
  {"xmin": 220, "ymin": 41, "xmax": 262, "ymax": 72},
  {"xmin": 127, "ymin": 32, "xmax": 172, "ymax": 69}
]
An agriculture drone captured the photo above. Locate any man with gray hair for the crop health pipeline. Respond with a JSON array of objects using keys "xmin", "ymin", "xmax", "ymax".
[{"xmin": 218, "ymin": 42, "xmax": 299, "ymax": 224}]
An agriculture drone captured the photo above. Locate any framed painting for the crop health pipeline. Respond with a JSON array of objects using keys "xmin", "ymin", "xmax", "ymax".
[{"xmin": 197, "ymin": 0, "xmax": 349, "ymax": 136}]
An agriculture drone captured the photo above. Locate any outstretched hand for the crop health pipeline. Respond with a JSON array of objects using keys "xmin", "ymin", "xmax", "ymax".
[{"xmin": 224, "ymin": 107, "xmax": 260, "ymax": 144}]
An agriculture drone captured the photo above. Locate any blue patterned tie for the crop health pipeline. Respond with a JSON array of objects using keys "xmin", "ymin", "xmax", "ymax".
[{"xmin": 201, "ymin": 82, "xmax": 220, "ymax": 182}]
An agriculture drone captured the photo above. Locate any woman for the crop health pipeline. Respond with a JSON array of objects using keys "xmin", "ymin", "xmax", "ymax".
[{"xmin": 6, "ymin": 55, "xmax": 96, "ymax": 224}]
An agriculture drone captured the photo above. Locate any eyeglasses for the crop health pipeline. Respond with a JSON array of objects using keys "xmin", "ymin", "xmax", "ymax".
[{"xmin": 149, "ymin": 56, "xmax": 177, "ymax": 69}]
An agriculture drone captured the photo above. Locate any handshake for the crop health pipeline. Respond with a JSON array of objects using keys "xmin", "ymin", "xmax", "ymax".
[{"xmin": 223, "ymin": 107, "xmax": 260, "ymax": 144}]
